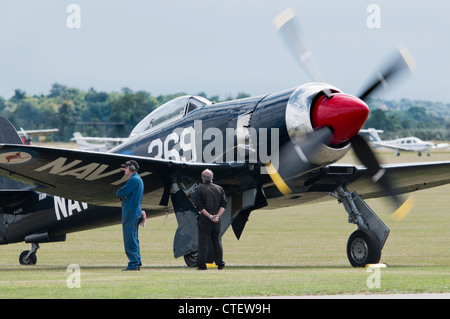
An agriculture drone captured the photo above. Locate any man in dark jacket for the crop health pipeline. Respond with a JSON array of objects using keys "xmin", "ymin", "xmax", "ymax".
[
  {"xmin": 116, "ymin": 160, "xmax": 144, "ymax": 271},
  {"xmin": 195, "ymin": 169, "xmax": 227, "ymax": 270}
]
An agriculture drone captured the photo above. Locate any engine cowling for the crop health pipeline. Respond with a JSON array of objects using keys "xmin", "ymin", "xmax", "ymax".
[{"xmin": 285, "ymin": 83, "xmax": 369, "ymax": 166}]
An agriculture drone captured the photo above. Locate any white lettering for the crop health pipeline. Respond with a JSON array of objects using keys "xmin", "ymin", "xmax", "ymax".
[
  {"xmin": 259, "ymin": 128, "xmax": 280, "ymax": 174},
  {"xmin": 148, "ymin": 139, "xmax": 163, "ymax": 159},
  {"xmin": 366, "ymin": 266, "xmax": 381, "ymax": 288},
  {"xmin": 146, "ymin": 122, "xmax": 280, "ymax": 174},
  {"xmin": 366, "ymin": 4, "xmax": 381, "ymax": 29},
  {"xmin": 203, "ymin": 127, "xmax": 223, "ymax": 163},
  {"xmin": 66, "ymin": 264, "xmax": 81, "ymax": 288},
  {"xmin": 180, "ymin": 126, "xmax": 196, "ymax": 162},
  {"xmin": 66, "ymin": 4, "xmax": 81, "ymax": 29},
  {"xmin": 178, "ymin": 303, "xmax": 212, "ymax": 316},
  {"xmin": 164, "ymin": 132, "xmax": 180, "ymax": 161},
  {"xmin": 54, "ymin": 196, "xmax": 68, "ymax": 220},
  {"xmin": 54, "ymin": 196, "xmax": 88, "ymax": 221},
  {"xmin": 67, "ymin": 199, "xmax": 80, "ymax": 216},
  {"xmin": 225, "ymin": 128, "xmax": 236, "ymax": 163},
  {"xmin": 193, "ymin": 120, "xmax": 203, "ymax": 162},
  {"xmin": 222, "ymin": 303, "xmax": 270, "ymax": 314}
]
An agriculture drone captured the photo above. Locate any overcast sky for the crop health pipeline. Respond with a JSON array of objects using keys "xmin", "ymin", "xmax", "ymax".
[{"xmin": 0, "ymin": 1, "xmax": 449, "ymax": 103}]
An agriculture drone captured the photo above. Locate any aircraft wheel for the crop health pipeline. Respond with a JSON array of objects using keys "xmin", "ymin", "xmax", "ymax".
[
  {"xmin": 347, "ymin": 229, "xmax": 381, "ymax": 267},
  {"xmin": 19, "ymin": 250, "xmax": 37, "ymax": 265},
  {"xmin": 183, "ymin": 251, "xmax": 198, "ymax": 267}
]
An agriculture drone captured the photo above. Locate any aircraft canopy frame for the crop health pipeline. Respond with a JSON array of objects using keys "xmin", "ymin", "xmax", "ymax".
[{"xmin": 130, "ymin": 95, "xmax": 211, "ymax": 137}]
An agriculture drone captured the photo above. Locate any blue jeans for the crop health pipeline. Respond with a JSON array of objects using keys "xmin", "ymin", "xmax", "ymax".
[{"xmin": 122, "ymin": 213, "xmax": 142, "ymax": 269}]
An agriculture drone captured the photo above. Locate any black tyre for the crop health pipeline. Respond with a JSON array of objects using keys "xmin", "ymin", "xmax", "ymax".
[
  {"xmin": 183, "ymin": 251, "xmax": 198, "ymax": 267},
  {"xmin": 19, "ymin": 250, "xmax": 37, "ymax": 265},
  {"xmin": 347, "ymin": 229, "xmax": 381, "ymax": 267}
]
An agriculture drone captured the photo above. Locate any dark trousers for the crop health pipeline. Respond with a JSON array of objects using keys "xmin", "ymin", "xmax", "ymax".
[{"xmin": 197, "ymin": 215, "xmax": 224, "ymax": 269}]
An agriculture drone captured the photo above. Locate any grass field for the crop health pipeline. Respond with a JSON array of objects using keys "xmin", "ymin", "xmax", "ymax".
[{"xmin": 0, "ymin": 149, "xmax": 449, "ymax": 298}]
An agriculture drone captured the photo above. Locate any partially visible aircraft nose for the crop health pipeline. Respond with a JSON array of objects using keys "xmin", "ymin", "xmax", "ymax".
[{"xmin": 311, "ymin": 93, "xmax": 369, "ymax": 145}]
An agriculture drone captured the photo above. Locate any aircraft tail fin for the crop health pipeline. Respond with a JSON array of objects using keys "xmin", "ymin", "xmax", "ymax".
[
  {"xmin": 0, "ymin": 117, "xmax": 35, "ymax": 193},
  {"xmin": 71, "ymin": 132, "xmax": 95, "ymax": 149},
  {"xmin": 360, "ymin": 128, "xmax": 383, "ymax": 143},
  {"xmin": 0, "ymin": 116, "xmax": 23, "ymax": 144}
]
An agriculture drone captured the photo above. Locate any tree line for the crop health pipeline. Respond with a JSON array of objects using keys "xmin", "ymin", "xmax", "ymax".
[
  {"xmin": 363, "ymin": 98, "xmax": 450, "ymax": 141},
  {"xmin": 0, "ymin": 83, "xmax": 247, "ymax": 141},
  {"xmin": 0, "ymin": 83, "xmax": 448, "ymax": 142}
]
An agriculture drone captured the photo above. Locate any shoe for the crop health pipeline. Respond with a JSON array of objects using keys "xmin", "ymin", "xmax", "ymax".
[
  {"xmin": 217, "ymin": 263, "xmax": 225, "ymax": 270},
  {"xmin": 196, "ymin": 267, "xmax": 207, "ymax": 270}
]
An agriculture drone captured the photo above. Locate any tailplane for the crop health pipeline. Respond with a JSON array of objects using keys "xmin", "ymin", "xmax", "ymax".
[{"xmin": 360, "ymin": 128, "xmax": 383, "ymax": 143}]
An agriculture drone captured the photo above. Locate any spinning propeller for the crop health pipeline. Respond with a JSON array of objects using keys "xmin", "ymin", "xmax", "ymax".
[{"xmin": 271, "ymin": 8, "xmax": 416, "ymax": 221}]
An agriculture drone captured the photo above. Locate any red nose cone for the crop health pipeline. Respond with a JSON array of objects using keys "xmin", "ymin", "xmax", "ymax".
[{"xmin": 311, "ymin": 93, "xmax": 369, "ymax": 145}]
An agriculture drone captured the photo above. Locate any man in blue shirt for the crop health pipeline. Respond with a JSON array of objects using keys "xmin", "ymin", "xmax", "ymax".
[{"xmin": 116, "ymin": 160, "xmax": 144, "ymax": 271}]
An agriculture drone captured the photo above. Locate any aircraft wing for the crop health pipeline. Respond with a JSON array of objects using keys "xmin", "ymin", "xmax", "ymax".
[
  {"xmin": 434, "ymin": 142, "xmax": 449, "ymax": 149},
  {"xmin": 341, "ymin": 161, "xmax": 450, "ymax": 198},
  {"xmin": 264, "ymin": 161, "xmax": 450, "ymax": 208},
  {"xmin": 71, "ymin": 136, "xmax": 129, "ymax": 143},
  {"xmin": 0, "ymin": 144, "xmax": 251, "ymax": 208},
  {"xmin": 1, "ymin": 143, "xmax": 449, "ymax": 211},
  {"xmin": 19, "ymin": 128, "xmax": 59, "ymax": 136},
  {"xmin": 371, "ymin": 141, "xmax": 413, "ymax": 151}
]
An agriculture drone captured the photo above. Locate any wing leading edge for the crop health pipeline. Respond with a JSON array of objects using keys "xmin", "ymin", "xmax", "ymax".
[
  {"xmin": 263, "ymin": 161, "xmax": 450, "ymax": 208},
  {"xmin": 342, "ymin": 161, "xmax": 450, "ymax": 199},
  {"xmin": 0, "ymin": 144, "xmax": 251, "ymax": 208},
  {"xmin": 1, "ymin": 143, "xmax": 448, "ymax": 212}
]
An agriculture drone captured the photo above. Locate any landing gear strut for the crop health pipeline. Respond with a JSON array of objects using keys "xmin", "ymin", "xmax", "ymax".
[
  {"xmin": 334, "ymin": 186, "xmax": 390, "ymax": 267},
  {"xmin": 19, "ymin": 243, "xmax": 39, "ymax": 265}
]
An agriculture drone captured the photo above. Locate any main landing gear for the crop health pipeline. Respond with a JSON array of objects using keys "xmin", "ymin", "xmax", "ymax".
[
  {"xmin": 19, "ymin": 243, "xmax": 39, "ymax": 265},
  {"xmin": 347, "ymin": 229, "xmax": 381, "ymax": 267},
  {"xmin": 334, "ymin": 186, "xmax": 390, "ymax": 267}
]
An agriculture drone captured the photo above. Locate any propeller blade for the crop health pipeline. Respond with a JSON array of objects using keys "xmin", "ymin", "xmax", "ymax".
[
  {"xmin": 265, "ymin": 162, "xmax": 292, "ymax": 195},
  {"xmin": 350, "ymin": 133, "xmax": 414, "ymax": 220},
  {"xmin": 274, "ymin": 8, "xmax": 325, "ymax": 83},
  {"xmin": 274, "ymin": 8, "xmax": 415, "ymax": 219},
  {"xmin": 267, "ymin": 127, "xmax": 333, "ymax": 195},
  {"xmin": 391, "ymin": 196, "xmax": 415, "ymax": 222},
  {"xmin": 358, "ymin": 46, "xmax": 415, "ymax": 101},
  {"xmin": 353, "ymin": 48, "xmax": 415, "ymax": 220}
]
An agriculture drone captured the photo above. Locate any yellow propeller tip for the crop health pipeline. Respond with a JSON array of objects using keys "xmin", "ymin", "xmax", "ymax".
[
  {"xmin": 274, "ymin": 7, "xmax": 296, "ymax": 30},
  {"xmin": 391, "ymin": 196, "xmax": 415, "ymax": 222},
  {"xmin": 265, "ymin": 162, "xmax": 292, "ymax": 195}
]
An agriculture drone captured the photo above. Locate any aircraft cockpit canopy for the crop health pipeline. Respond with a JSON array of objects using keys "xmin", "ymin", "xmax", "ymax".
[{"xmin": 130, "ymin": 95, "xmax": 211, "ymax": 137}]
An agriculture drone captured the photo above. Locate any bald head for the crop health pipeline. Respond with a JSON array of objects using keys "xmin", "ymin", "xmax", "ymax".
[{"xmin": 201, "ymin": 169, "xmax": 213, "ymax": 183}]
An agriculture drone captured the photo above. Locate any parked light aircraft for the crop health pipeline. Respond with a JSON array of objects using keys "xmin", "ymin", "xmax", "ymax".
[
  {"xmin": 71, "ymin": 132, "xmax": 128, "ymax": 151},
  {"xmin": 18, "ymin": 128, "xmax": 59, "ymax": 145},
  {"xmin": 361, "ymin": 128, "xmax": 449, "ymax": 156},
  {"xmin": 0, "ymin": 9, "xmax": 449, "ymax": 268}
]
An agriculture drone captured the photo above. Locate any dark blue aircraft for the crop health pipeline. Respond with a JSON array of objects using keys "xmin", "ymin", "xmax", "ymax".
[{"xmin": 0, "ymin": 10, "xmax": 449, "ymax": 267}]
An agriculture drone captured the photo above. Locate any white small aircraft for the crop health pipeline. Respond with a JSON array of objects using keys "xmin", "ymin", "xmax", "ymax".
[
  {"xmin": 18, "ymin": 128, "xmax": 59, "ymax": 145},
  {"xmin": 361, "ymin": 128, "xmax": 449, "ymax": 156},
  {"xmin": 71, "ymin": 132, "xmax": 128, "ymax": 151}
]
